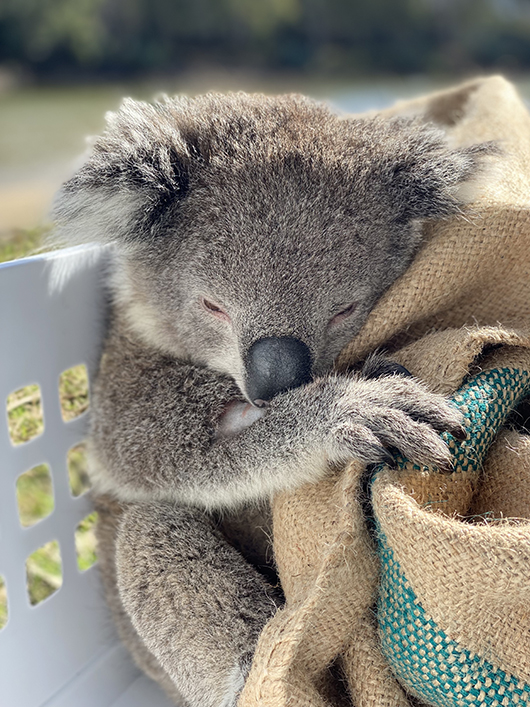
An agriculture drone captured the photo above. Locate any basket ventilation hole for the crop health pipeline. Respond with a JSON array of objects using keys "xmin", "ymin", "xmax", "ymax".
[
  {"xmin": 0, "ymin": 576, "xmax": 7, "ymax": 631},
  {"xmin": 16, "ymin": 464, "xmax": 54, "ymax": 527},
  {"xmin": 68, "ymin": 442, "xmax": 91, "ymax": 497},
  {"xmin": 6, "ymin": 384, "xmax": 44, "ymax": 445},
  {"xmin": 59, "ymin": 364, "xmax": 89, "ymax": 422},
  {"xmin": 26, "ymin": 540, "xmax": 63, "ymax": 605},
  {"xmin": 75, "ymin": 512, "xmax": 98, "ymax": 572}
]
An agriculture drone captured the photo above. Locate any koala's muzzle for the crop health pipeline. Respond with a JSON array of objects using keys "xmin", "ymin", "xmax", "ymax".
[{"xmin": 245, "ymin": 336, "xmax": 312, "ymax": 404}]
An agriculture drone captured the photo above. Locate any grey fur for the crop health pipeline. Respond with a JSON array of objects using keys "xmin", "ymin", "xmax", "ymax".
[{"xmin": 52, "ymin": 92, "xmax": 488, "ymax": 707}]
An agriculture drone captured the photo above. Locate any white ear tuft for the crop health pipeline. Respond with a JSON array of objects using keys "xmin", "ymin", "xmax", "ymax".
[{"xmin": 51, "ymin": 188, "xmax": 144, "ymax": 250}]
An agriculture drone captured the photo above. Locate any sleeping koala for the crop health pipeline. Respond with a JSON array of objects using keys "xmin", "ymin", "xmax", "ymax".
[{"xmin": 52, "ymin": 93, "xmax": 486, "ymax": 707}]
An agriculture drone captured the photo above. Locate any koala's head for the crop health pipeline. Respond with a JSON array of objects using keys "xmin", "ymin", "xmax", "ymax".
[{"xmin": 52, "ymin": 92, "xmax": 489, "ymax": 404}]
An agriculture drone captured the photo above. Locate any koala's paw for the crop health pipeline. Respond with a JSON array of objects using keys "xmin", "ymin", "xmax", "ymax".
[
  {"xmin": 359, "ymin": 352, "xmax": 414, "ymax": 381},
  {"xmin": 326, "ymin": 373, "xmax": 464, "ymax": 472}
]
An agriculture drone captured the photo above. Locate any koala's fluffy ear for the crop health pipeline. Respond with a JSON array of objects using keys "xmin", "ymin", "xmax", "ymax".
[
  {"xmin": 51, "ymin": 97, "xmax": 199, "ymax": 249},
  {"xmin": 355, "ymin": 117, "xmax": 497, "ymax": 223}
]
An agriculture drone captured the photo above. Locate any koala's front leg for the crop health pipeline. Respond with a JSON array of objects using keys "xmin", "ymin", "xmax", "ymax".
[
  {"xmin": 116, "ymin": 502, "xmax": 280, "ymax": 707},
  {"xmin": 91, "ymin": 326, "xmax": 463, "ymax": 510},
  {"xmin": 206, "ymin": 371, "xmax": 465, "ymax": 506}
]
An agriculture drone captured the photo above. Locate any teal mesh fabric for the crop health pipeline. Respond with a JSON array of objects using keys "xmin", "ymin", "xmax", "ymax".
[
  {"xmin": 378, "ymin": 538, "xmax": 530, "ymax": 706},
  {"xmin": 375, "ymin": 366, "xmax": 530, "ymax": 705},
  {"xmin": 393, "ymin": 367, "xmax": 530, "ymax": 476},
  {"xmin": 444, "ymin": 367, "xmax": 530, "ymax": 474}
]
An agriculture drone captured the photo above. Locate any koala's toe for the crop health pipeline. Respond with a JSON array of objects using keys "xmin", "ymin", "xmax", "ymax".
[
  {"xmin": 403, "ymin": 425, "xmax": 454, "ymax": 471},
  {"xmin": 404, "ymin": 397, "xmax": 464, "ymax": 436},
  {"xmin": 374, "ymin": 377, "xmax": 464, "ymax": 434},
  {"xmin": 356, "ymin": 407, "xmax": 452, "ymax": 471},
  {"xmin": 332, "ymin": 422, "xmax": 396, "ymax": 467}
]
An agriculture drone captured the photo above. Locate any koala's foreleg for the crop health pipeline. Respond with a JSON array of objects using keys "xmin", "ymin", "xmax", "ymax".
[
  {"xmin": 91, "ymin": 327, "xmax": 465, "ymax": 513},
  {"xmin": 115, "ymin": 502, "xmax": 280, "ymax": 707}
]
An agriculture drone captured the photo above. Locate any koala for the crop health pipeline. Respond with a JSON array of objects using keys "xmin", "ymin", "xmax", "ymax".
[{"xmin": 52, "ymin": 92, "xmax": 486, "ymax": 707}]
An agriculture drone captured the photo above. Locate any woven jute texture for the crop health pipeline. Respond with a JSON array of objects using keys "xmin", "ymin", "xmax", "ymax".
[{"xmin": 239, "ymin": 76, "xmax": 530, "ymax": 707}]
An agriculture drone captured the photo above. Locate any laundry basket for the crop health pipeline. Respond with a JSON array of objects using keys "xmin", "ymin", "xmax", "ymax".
[{"xmin": 0, "ymin": 246, "xmax": 176, "ymax": 707}]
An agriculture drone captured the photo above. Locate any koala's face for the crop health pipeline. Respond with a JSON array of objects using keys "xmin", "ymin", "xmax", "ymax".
[
  {"xmin": 115, "ymin": 171, "xmax": 420, "ymax": 400},
  {"xmin": 53, "ymin": 93, "xmax": 486, "ymax": 403}
]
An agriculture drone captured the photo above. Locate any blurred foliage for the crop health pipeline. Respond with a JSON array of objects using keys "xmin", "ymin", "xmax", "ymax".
[
  {"xmin": 68, "ymin": 443, "xmax": 91, "ymax": 497},
  {"xmin": 75, "ymin": 512, "xmax": 98, "ymax": 571},
  {"xmin": 59, "ymin": 364, "xmax": 89, "ymax": 421},
  {"xmin": 0, "ymin": 226, "xmax": 47, "ymax": 263},
  {"xmin": 1, "ymin": 0, "xmax": 530, "ymax": 79},
  {"xmin": 26, "ymin": 540, "xmax": 63, "ymax": 605},
  {"xmin": 0, "ymin": 576, "xmax": 6, "ymax": 630},
  {"xmin": 7, "ymin": 382, "xmax": 44, "ymax": 445},
  {"xmin": 16, "ymin": 464, "xmax": 54, "ymax": 527}
]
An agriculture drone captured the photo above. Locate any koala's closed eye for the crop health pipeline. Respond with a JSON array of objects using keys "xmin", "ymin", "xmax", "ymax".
[
  {"xmin": 201, "ymin": 297, "xmax": 231, "ymax": 322},
  {"xmin": 329, "ymin": 303, "xmax": 358, "ymax": 326}
]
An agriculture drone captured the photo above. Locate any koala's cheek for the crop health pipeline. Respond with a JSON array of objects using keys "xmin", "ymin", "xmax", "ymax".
[
  {"xmin": 214, "ymin": 401, "xmax": 266, "ymax": 439},
  {"xmin": 189, "ymin": 323, "xmax": 240, "ymax": 371},
  {"xmin": 313, "ymin": 345, "xmax": 345, "ymax": 376},
  {"xmin": 205, "ymin": 347, "xmax": 246, "ymax": 388}
]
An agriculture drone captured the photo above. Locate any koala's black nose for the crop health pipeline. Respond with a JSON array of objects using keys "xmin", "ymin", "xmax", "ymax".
[{"xmin": 245, "ymin": 336, "xmax": 312, "ymax": 404}]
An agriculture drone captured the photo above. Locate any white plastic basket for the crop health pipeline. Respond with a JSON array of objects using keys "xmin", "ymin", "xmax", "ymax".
[{"xmin": 0, "ymin": 246, "xmax": 176, "ymax": 707}]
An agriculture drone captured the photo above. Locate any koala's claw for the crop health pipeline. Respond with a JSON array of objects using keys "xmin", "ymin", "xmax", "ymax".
[
  {"xmin": 333, "ymin": 422, "xmax": 399, "ymax": 468},
  {"xmin": 449, "ymin": 425, "xmax": 468, "ymax": 442},
  {"xmin": 370, "ymin": 379, "xmax": 464, "ymax": 438},
  {"xmin": 323, "ymin": 374, "xmax": 463, "ymax": 472}
]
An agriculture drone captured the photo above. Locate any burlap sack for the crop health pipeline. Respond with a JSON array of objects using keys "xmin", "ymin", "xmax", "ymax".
[{"xmin": 239, "ymin": 76, "xmax": 530, "ymax": 707}]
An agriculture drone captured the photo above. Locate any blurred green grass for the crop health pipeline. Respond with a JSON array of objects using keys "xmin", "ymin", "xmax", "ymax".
[
  {"xmin": 0, "ymin": 581, "xmax": 6, "ymax": 629},
  {"xmin": 1, "ymin": 362, "xmax": 97, "ymax": 628},
  {"xmin": 16, "ymin": 464, "xmax": 54, "ymax": 527},
  {"xmin": 0, "ymin": 226, "xmax": 47, "ymax": 264}
]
